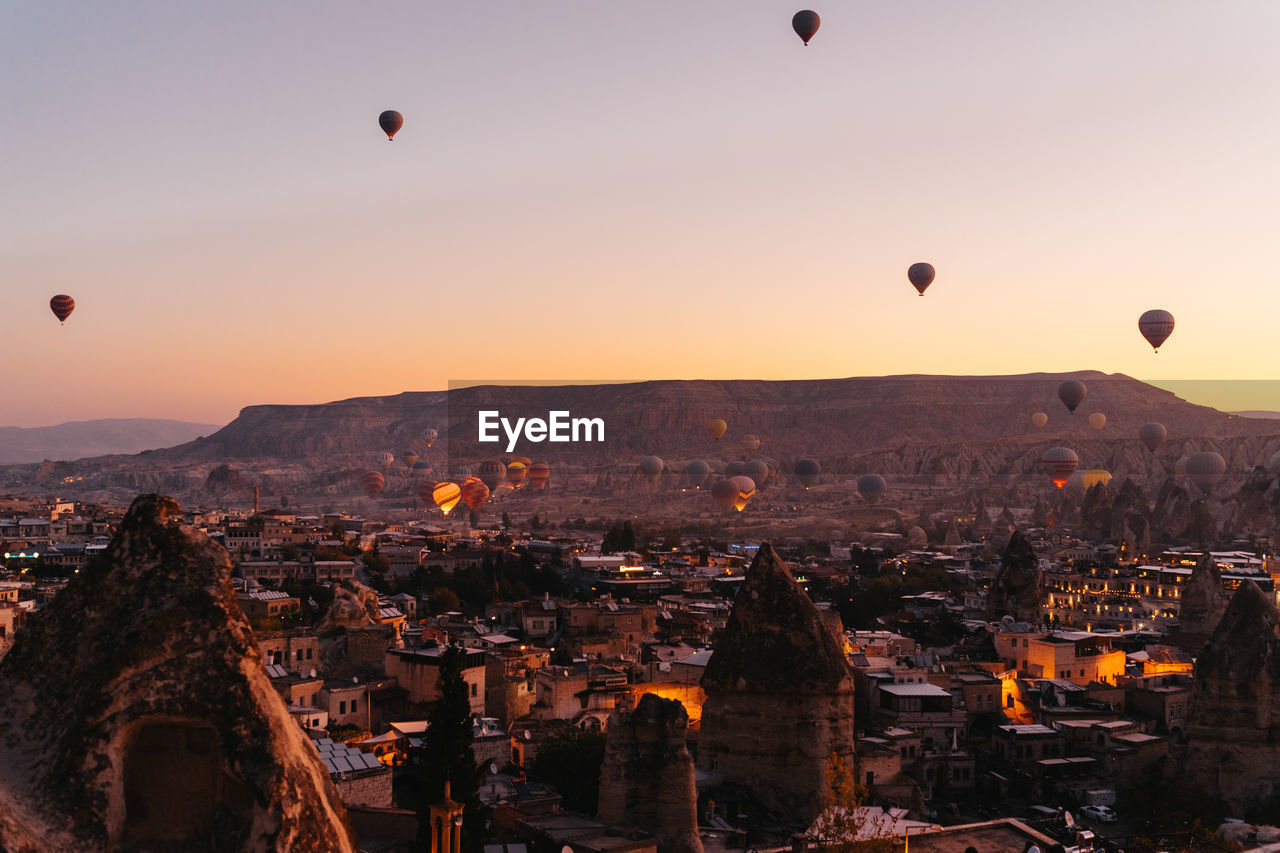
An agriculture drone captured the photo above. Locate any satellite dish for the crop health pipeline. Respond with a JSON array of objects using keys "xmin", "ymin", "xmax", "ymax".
[
  {"xmin": 489, "ymin": 762, "xmax": 498, "ymax": 775},
  {"xmin": 523, "ymin": 730, "xmax": 532, "ymax": 742},
  {"xmin": 352, "ymin": 676, "xmax": 359, "ymax": 684},
  {"xmin": 309, "ymin": 668, "xmax": 317, "ymax": 678},
  {"xmin": 562, "ymin": 846, "xmax": 574, "ymax": 853}
]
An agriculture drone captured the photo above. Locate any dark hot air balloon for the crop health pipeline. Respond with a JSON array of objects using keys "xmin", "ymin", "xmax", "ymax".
[
  {"xmin": 477, "ymin": 459, "xmax": 506, "ymax": 492},
  {"xmin": 379, "ymin": 110, "xmax": 403, "ymax": 140},
  {"xmin": 710, "ymin": 479, "xmax": 738, "ymax": 512},
  {"xmin": 857, "ymin": 474, "xmax": 886, "ymax": 504},
  {"xmin": 1138, "ymin": 422, "xmax": 1167, "ymax": 454},
  {"xmin": 794, "ymin": 457, "xmax": 821, "ymax": 488},
  {"xmin": 907, "ymin": 263, "xmax": 935, "ymax": 296},
  {"xmin": 1138, "ymin": 309, "xmax": 1175, "ymax": 353},
  {"xmin": 1186, "ymin": 451, "xmax": 1226, "ymax": 494},
  {"xmin": 743, "ymin": 459, "xmax": 770, "ymax": 488},
  {"xmin": 639, "ymin": 456, "xmax": 665, "ymax": 482},
  {"xmin": 684, "ymin": 460, "xmax": 711, "ymax": 489},
  {"xmin": 1058, "ymin": 380, "xmax": 1087, "ymax": 414},
  {"xmin": 50, "ymin": 295, "xmax": 75, "ymax": 324},
  {"xmin": 792, "ymin": 10, "xmax": 820, "ymax": 45}
]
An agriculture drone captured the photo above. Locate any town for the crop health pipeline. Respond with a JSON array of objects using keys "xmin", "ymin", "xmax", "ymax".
[{"xmin": 2, "ymin": 481, "xmax": 1275, "ymax": 853}]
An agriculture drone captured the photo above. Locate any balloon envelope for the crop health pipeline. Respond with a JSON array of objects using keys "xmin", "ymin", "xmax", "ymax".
[
  {"xmin": 506, "ymin": 460, "xmax": 528, "ymax": 486},
  {"xmin": 1031, "ymin": 412, "xmax": 1048, "ymax": 429},
  {"xmin": 743, "ymin": 459, "xmax": 770, "ymax": 487},
  {"xmin": 424, "ymin": 428, "xmax": 438, "ymax": 448},
  {"xmin": 1186, "ymin": 451, "xmax": 1226, "ymax": 494},
  {"xmin": 710, "ymin": 479, "xmax": 738, "ymax": 511},
  {"xmin": 724, "ymin": 461, "xmax": 745, "ymax": 479},
  {"xmin": 684, "ymin": 460, "xmax": 711, "ymax": 488},
  {"xmin": 1058, "ymin": 380, "xmax": 1087, "ymax": 413},
  {"xmin": 1138, "ymin": 422, "xmax": 1167, "ymax": 454},
  {"xmin": 50, "ymin": 294, "xmax": 75, "ymax": 323},
  {"xmin": 1041, "ymin": 446, "xmax": 1080, "ymax": 489},
  {"xmin": 402, "ymin": 452, "xmax": 419, "ymax": 469},
  {"xmin": 461, "ymin": 477, "xmax": 491, "ymax": 512},
  {"xmin": 360, "ymin": 471, "xmax": 385, "ymax": 498},
  {"xmin": 1138, "ymin": 309, "xmax": 1175, "ymax": 352},
  {"xmin": 794, "ymin": 457, "xmax": 821, "ymax": 488},
  {"xmin": 907, "ymin": 263, "xmax": 935, "ymax": 296},
  {"xmin": 1081, "ymin": 469, "xmax": 1112, "ymax": 491},
  {"xmin": 378, "ymin": 110, "xmax": 403, "ymax": 140},
  {"xmin": 792, "ymin": 10, "xmax": 820, "ymax": 44},
  {"xmin": 740, "ymin": 434, "xmax": 760, "ymax": 453},
  {"xmin": 639, "ymin": 455, "xmax": 665, "ymax": 482},
  {"xmin": 857, "ymin": 474, "xmax": 887, "ymax": 504},
  {"xmin": 377, "ymin": 452, "xmax": 395, "ymax": 471},
  {"xmin": 528, "ymin": 461, "xmax": 551, "ymax": 490},
  {"xmin": 728, "ymin": 475, "xmax": 757, "ymax": 511},
  {"xmin": 477, "ymin": 459, "xmax": 507, "ymax": 492},
  {"xmin": 708, "ymin": 419, "xmax": 728, "ymax": 439},
  {"xmin": 417, "ymin": 481, "xmax": 437, "ymax": 504},
  {"xmin": 1088, "ymin": 412, "xmax": 1106, "ymax": 431},
  {"xmin": 433, "ymin": 481, "xmax": 462, "ymax": 515}
]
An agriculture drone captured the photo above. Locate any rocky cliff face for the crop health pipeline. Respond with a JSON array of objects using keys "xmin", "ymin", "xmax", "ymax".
[
  {"xmin": 699, "ymin": 544, "xmax": 855, "ymax": 826},
  {"xmin": 0, "ymin": 495, "xmax": 355, "ymax": 852},
  {"xmin": 598, "ymin": 694, "xmax": 703, "ymax": 853},
  {"xmin": 988, "ymin": 531, "xmax": 1043, "ymax": 623},
  {"xmin": 1169, "ymin": 555, "xmax": 1230, "ymax": 652},
  {"xmin": 1180, "ymin": 582, "xmax": 1280, "ymax": 815}
]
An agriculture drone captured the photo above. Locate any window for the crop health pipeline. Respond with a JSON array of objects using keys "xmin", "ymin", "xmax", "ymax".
[
  {"xmin": 352, "ymin": 700, "xmax": 358, "ymax": 713},
  {"xmin": 306, "ymin": 648, "xmax": 313, "ymax": 660},
  {"xmin": 339, "ymin": 701, "xmax": 346, "ymax": 714},
  {"xmin": 471, "ymin": 683, "xmax": 478, "ymax": 698}
]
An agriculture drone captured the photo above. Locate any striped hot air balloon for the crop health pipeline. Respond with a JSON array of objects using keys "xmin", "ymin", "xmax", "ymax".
[
  {"xmin": 728, "ymin": 476, "xmax": 757, "ymax": 511},
  {"xmin": 1040, "ymin": 447, "xmax": 1079, "ymax": 489},
  {"xmin": 461, "ymin": 477, "xmax": 491, "ymax": 512},
  {"xmin": 527, "ymin": 461, "xmax": 551, "ymax": 490},
  {"xmin": 506, "ymin": 460, "xmax": 528, "ymax": 487},
  {"xmin": 359, "ymin": 471, "xmax": 385, "ymax": 498},
  {"xmin": 639, "ymin": 456, "xmax": 665, "ymax": 483},
  {"xmin": 1138, "ymin": 309, "xmax": 1175, "ymax": 353},
  {"xmin": 50, "ymin": 294, "xmax": 75, "ymax": 324},
  {"xmin": 433, "ymin": 481, "xmax": 462, "ymax": 515}
]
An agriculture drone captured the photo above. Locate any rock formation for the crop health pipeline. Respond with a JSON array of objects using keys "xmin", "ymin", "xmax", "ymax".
[
  {"xmin": 1167, "ymin": 554, "xmax": 1229, "ymax": 652},
  {"xmin": 987, "ymin": 530, "xmax": 1043, "ymax": 623},
  {"xmin": 598, "ymin": 694, "xmax": 703, "ymax": 853},
  {"xmin": 1180, "ymin": 582, "xmax": 1280, "ymax": 814},
  {"xmin": 699, "ymin": 543, "xmax": 855, "ymax": 826},
  {"xmin": 317, "ymin": 579, "xmax": 396, "ymax": 671},
  {"xmin": 0, "ymin": 494, "xmax": 355, "ymax": 852}
]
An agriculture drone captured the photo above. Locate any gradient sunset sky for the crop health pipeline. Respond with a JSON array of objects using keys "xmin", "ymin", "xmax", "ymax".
[{"xmin": 5, "ymin": 2, "xmax": 1279, "ymax": 427}]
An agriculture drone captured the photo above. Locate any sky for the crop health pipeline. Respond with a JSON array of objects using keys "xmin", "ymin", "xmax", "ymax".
[{"xmin": 4, "ymin": 2, "xmax": 1280, "ymax": 427}]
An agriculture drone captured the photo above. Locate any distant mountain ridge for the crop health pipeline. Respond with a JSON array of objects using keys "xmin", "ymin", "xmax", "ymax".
[{"xmin": 0, "ymin": 419, "xmax": 223, "ymax": 464}]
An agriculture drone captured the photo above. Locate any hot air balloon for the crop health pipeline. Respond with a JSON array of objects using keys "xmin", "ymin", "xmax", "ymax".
[
  {"xmin": 1138, "ymin": 422, "xmax": 1167, "ymax": 454},
  {"xmin": 528, "ymin": 461, "xmax": 551, "ymax": 490},
  {"xmin": 417, "ymin": 480, "xmax": 437, "ymax": 504},
  {"xmin": 50, "ymin": 295, "xmax": 75, "ymax": 324},
  {"xmin": 740, "ymin": 434, "xmax": 760, "ymax": 454},
  {"xmin": 433, "ymin": 481, "xmax": 462, "ymax": 515},
  {"xmin": 461, "ymin": 477, "xmax": 491, "ymax": 512},
  {"xmin": 402, "ymin": 452, "xmax": 419, "ymax": 469},
  {"xmin": 450, "ymin": 464, "xmax": 473, "ymax": 479},
  {"xmin": 907, "ymin": 263, "xmax": 935, "ymax": 296},
  {"xmin": 728, "ymin": 475, "xmax": 757, "ymax": 511},
  {"xmin": 685, "ymin": 460, "xmax": 711, "ymax": 489},
  {"xmin": 1138, "ymin": 309, "xmax": 1175, "ymax": 353},
  {"xmin": 1031, "ymin": 412, "xmax": 1048, "ymax": 429},
  {"xmin": 359, "ymin": 471, "xmax": 385, "ymax": 498},
  {"xmin": 506, "ymin": 460, "xmax": 528, "ymax": 487},
  {"xmin": 1186, "ymin": 451, "xmax": 1226, "ymax": 494},
  {"xmin": 412, "ymin": 460, "xmax": 432, "ymax": 472},
  {"xmin": 708, "ymin": 419, "xmax": 728, "ymax": 440},
  {"xmin": 710, "ymin": 479, "xmax": 739, "ymax": 512},
  {"xmin": 376, "ymin": 452, "xmax": 395, "ymax": 471},
  {"xmin": 1058, "ymin": 380, "xmax": 1087, "ymax": 414},
  {"xmin": 424, "ymin": 428, "xmax": 438, "ymax": 448},
  {"xmin": 743, "ymin": 459, "xmax": 770, "ymax": 488},
  {"xmin": 477, "ymin": 459, "xmax": 507, "ymax": 492},
  {"xmin": 792, "ymin": 10, "xmax": 820, "ymax": 44},
  {"xmin": 1041, "ymin": 446, "xmax": 1080, "ymax": 489},
  {"xmin": 724, "ymin": 461, "xmax": 746, "ymax": 478},
  {"xmin": 639, "ymin": 456, "xmax": 665, "ymax": 483},
  {"xmin": 794, "ymin": 457, "xmax": 821, "ymax": 488},
  {"xmin": 1081, "ymin": 469, "xmax": 1112, "ymax": 491},
  {"xmin": 857, "ymin": 474, "xmax": 887, "ymax": 504},
  {"xmin": 1088, "ymin": 412, "xmax": 1107, "ymax": 431},
  {"xmin": 379, "ymin": 110, "xmax": 403, "ymax": 140}
]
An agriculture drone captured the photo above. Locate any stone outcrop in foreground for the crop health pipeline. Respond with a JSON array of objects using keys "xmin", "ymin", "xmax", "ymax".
[
  {"xmin": 1181, "ymin": 581, "xmax": 1280, "ymax": 815},
  {"xmin": 598, "ymin": 694, "xmax": 703, "ymax": 853},
  {"xmin": 698, "ymin": 543, "xmax": 855, "ymax": 826},
  {"xmin": 0, "ymin": 494, "xmax": 355, "ymax": 852}
]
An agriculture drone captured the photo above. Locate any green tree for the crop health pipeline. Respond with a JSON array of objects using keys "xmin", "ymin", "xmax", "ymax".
[
  {"xmin": 530, "ymin": 727, "xmax": 606, "ymax": 814},
  {"xmin": 601, "ymin": 521, "xmax": 636, "ymax": 554},
  {"xmin": 419, "ymin": 646, "xmax": 483, "ymax": 851},
  {"xmin": 429, "ymin": 587, "xmax": 461, "ymax": 614}
]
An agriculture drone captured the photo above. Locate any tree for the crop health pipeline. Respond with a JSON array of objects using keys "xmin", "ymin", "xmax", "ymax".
[
  {"xmin": 419, "ymin": 646, "xmax": 484, "ymax": 851},
  {"xmin": 601, "ymin": 521, "xmax": 636, "ymax": 554},
  {"xmin": 530, "ymin": 727, "xmax": 606, "ymax": 814},
  {"xmin": 429, "ymin": 587, "xmax": 461, "ymax": 615},
  {"xmin": 810, "ymin": 752, "xmax": 895, "ymax": 853}
]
